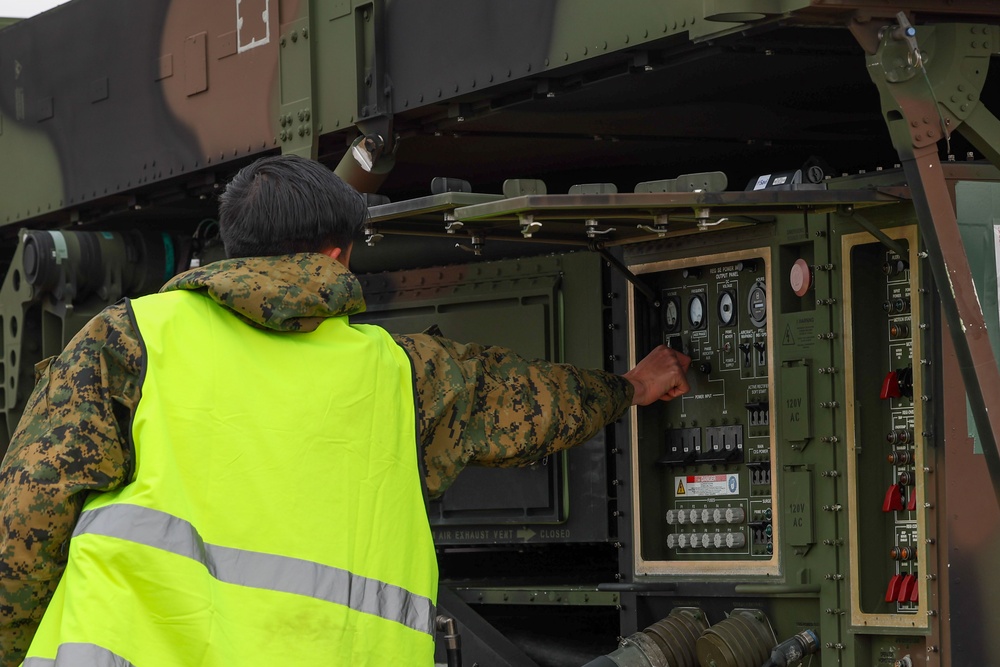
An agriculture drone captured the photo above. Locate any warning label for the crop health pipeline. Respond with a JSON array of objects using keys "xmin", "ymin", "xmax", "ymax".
[
  {"xmin": 674, "ymin": 474, "xmax": 740, "ymax": 497},
  {"xmin": 782, "ymin": 324, "xmax": 795, "ymax": 345}
]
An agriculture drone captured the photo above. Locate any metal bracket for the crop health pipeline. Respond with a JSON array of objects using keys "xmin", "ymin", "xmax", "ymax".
[
  {"xmin": 519, "ymin": 214, "xmax": 542, "ymax": 238},
  {"xmin": 584, "ymin": 218, "xmax": 616, "ymax": 239},
  {"xmin": 636, "ymin": 213, "xmax": 670, "ymax": 237},
  {"xmin": 456, "ymin": 234, "xmax": 485, "ymax": 256}
]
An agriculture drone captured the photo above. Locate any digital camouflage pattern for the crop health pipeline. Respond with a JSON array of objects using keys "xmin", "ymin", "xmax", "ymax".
[{"xmin": 0, "ymin": 253, "xmax": 633, "ymax": 664}]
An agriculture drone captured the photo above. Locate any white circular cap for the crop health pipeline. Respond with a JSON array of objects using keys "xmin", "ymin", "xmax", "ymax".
[
  {"xmin": 725, "ymin": 507, "xmax": 746, "ymax": 524},
  {"xmin": 726, "ymin": 532, "xmax": 747, "ymax": 548}
]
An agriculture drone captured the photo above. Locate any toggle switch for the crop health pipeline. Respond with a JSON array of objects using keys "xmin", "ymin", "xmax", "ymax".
[
  {"xmin": 898, "ymin": 574, "xmax": 917, "ymax": 603},
  {"xmin": 885, "ymin": 574, "xmax": 904, "ymax": 602},
  {"xmin": 883, "ymin": 484, "xmax": 904, "ymax": 512},
  {"xmin": 881, "ymin": 372, "xmax": 902, "ymax": 399},
  {"xmin": 754, "ymin": 342, "xmax": 767, "ymax": 366},
  {"xmin": 907, "ymin": 487, "xmax": 917, "ymax": 511},
  {"xmin": 739, "ymin": 343, "xmax": 752, "ymax": 368},
  {"xmin": 909, "ymin": 578, "xmax": 919, "ymax": 602}
]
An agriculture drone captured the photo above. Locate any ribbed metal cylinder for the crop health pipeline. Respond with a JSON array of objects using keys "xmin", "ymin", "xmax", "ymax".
[
  {"xmin": 642, "ymin": 607, "xmax": 709, "ymax": 667},
  {"xmin": 695, "ymin": 609, "xmax": 775, "ymax": 667}
]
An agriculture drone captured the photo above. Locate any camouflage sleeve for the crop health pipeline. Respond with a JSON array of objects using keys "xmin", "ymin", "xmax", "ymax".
[
  {"xmin": 0, "ymin": 303, "xmax": 140, "ymax": 666},
  {"xmin": 393, "ymin": 333, "xmax": 634, "ymax": 498}
]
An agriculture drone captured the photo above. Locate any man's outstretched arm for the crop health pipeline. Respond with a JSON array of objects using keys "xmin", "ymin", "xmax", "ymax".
[{"xmin": 395, "ymin": 334, "xmax": 690, "ymax": 498}]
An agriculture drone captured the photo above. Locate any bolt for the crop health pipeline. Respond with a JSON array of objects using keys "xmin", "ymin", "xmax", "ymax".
[{"xmin": 291, "ymin": 30, "xmax": 298, "ymax": 42}]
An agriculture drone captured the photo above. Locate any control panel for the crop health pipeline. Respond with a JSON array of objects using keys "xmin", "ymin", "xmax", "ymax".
[
  {"xmin": 842, "ymin": 226, "xmax": 931, "ymax": 629},
  {"xmin": 628, "ymin": 249, "xmax": 778, "ymax": 576}
]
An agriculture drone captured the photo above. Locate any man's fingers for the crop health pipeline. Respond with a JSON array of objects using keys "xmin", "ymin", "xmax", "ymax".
[{"xmin": 675, "ymin": 351, "xmax": 692, "ymax": 372}]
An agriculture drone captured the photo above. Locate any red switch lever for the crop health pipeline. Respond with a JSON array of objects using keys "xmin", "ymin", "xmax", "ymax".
[
  {"xmin": 907, "ymin": 488, "xmax": 917, "ymax": 511},
  {"xmin": 881, "ymin": 371, "xmax": 902, "ymax": 399},
  {"xmin": 883, "ymin": 484, "xmax": 904, "ymax": 512},
  {"xmin": 898, "ymin": 574, "xmax": 917, "ymax": 603},
  {"xmin": 885, "ymin": 574, "xmax": 904, "ymax": 602},
  {"xmin": 909, "ymin": 576, "xmax": 920, "ymax": 602}
]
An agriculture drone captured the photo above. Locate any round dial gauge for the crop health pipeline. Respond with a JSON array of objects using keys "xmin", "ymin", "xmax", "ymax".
[
  {"xmin": 718, "ymin": 291, "xmax": 736, "ymax": 327},
  {"xmin": 688, "ymin": 295, "xmax": 706, "ymax": 329},
  {"xmin": 747, "ymin": 283, "xmax": 767, "ymax": 328},
  {"xmin": 663, "ymin": 298, "xmax": 680, "ymax": 333}
]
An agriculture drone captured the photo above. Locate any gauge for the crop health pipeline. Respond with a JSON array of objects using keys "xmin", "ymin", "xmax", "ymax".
[
  {"xmin": 663, "ymin": 297, "xmax": 681, "ymax": 333},
  {"xmin": 747, "ymin": 283, "xmax": 767, "ymax": 328},
  {"xmin": 717, "ymin": 290, "xmax": 736, "ymax": 327},
  {"xmin": 688, "ymin": 295, "xmax": 706, "ymax": 330}
]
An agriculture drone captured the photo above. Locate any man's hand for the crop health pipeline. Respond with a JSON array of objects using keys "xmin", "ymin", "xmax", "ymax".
[{"xmin": 623, "ymin": 345, "xmax": 692, "ymax": 406}]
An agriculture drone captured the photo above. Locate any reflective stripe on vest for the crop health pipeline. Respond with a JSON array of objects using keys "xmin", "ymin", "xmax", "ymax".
[
  {"xmin": 25, "ymin": 288, "xmax": 437, "ymax": 666},
  {"xmin": 23, "ymin": 643, "xmax": 134, "ymax": 667},
  {"xmin": 73, "ymin": 503, "xmax": 434, "ymax": 635}
]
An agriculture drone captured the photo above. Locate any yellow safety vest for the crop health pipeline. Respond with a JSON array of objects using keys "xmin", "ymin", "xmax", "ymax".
[{"xmin": 24, "ymin": 289, "xmax": 437, "ymax": 666}]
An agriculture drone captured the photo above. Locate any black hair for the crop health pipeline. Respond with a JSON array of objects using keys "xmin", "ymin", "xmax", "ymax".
[{"xmin": 217, "ymin": 154, "xmax": 368, "ymax": 258}]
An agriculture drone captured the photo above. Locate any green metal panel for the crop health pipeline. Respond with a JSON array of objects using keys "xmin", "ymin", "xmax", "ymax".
[
  {"xmin": 779, "ymin": 363, "xmax": 811, "ymax": 443},
  {"xmin": 784, "ymin": 469, "xmax": 813, "ymax": 547}
]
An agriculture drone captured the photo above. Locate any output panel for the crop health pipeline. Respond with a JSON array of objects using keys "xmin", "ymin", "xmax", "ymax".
[{"xmin": 628, "ymin": 249, "xmax": 778, "ymax": 576}]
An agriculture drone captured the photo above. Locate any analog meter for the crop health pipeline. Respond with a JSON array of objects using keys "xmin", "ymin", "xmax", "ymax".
[
  {"xmin": 688, "ymin": 295, "xmax": 706, "ymax": 330},
  {"xmin": 718, "ymin": 290, "xmax": 737, "ymax": 327},
  {"xmin": 663, "ymin": 297, "xmax": 681, "ymax": 333}
]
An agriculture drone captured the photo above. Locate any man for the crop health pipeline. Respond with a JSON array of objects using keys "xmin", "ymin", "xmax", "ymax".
[{"xmin": 0, "ymin": 155, "xmax": 690, "ymax": 666}]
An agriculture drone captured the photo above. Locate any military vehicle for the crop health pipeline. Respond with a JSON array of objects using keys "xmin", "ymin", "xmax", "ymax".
[{"xmin": 2, "ymin": 1, "xmax": 1000, "ymax": 665}]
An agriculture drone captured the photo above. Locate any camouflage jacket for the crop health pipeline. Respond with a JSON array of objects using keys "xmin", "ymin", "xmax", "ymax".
[{"xmin": 0, "ymin": 253, "xmax": 632, "ymax": 663}]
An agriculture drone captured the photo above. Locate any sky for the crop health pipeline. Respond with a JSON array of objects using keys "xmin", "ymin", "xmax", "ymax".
[{"xmin": 0, "ymin": 0, "xmax": 70, "ymax": 19}]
